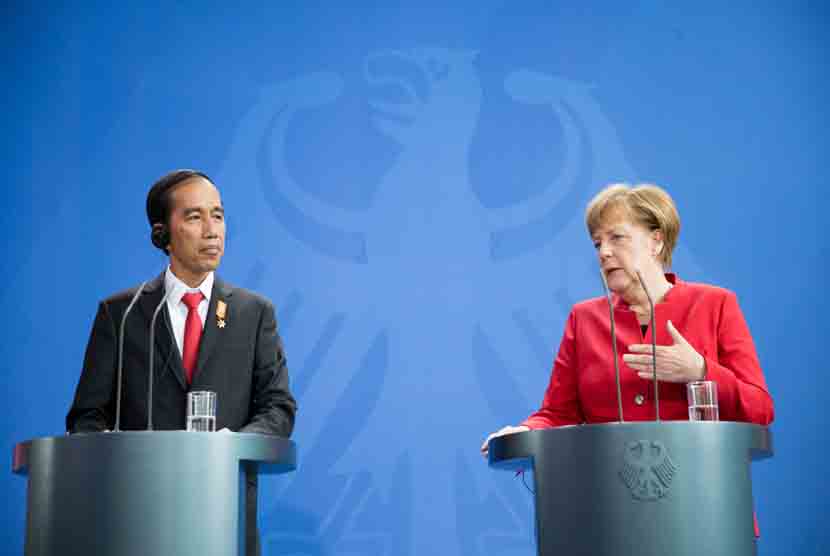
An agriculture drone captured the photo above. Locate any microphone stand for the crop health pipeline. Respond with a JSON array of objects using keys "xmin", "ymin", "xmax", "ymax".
[
  {"xmin": 114, "ymin": 281, "xmax": 147, "ymax": 432},
  {"xmin": 635, "ymin": 270, "xmax": 660, "ymax": 422},
  {"xmin": 147, "ymin": 286, "xmax": 175, "ymax": 430},
  {"xmin": 599, "ymin": 269, "xmax": 624, "ymax": 422}
]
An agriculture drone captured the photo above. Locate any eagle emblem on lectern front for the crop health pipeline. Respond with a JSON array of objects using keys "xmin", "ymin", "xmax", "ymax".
[{"xmin": 619, "ymin": 440, "xmax": 677, "ymax": 501}]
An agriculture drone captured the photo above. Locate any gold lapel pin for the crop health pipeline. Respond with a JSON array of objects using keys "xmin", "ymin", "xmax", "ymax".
[{"xmin": 216, "ymin": 300, "xmax": 227, "ymax": 329}]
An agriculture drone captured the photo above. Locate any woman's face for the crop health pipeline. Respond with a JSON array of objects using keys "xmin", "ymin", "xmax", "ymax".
[{"xmin": 592, "ymin": 214, "xmax": 662, "ymax": 294}]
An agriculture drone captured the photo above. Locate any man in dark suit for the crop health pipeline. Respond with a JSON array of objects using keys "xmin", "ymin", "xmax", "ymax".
[{"xmin": 66, "ymin": 169, "xmax": 297, "ymax": 555}]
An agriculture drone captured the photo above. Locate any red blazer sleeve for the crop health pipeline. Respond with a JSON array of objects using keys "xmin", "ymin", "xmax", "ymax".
[
  {"xmin": 704, "ymin": 291, "xmax": 774, "ymax": 425},
  {"xmin": 522, "ymin": 310, "xmax": 584, "ymax": 428}
]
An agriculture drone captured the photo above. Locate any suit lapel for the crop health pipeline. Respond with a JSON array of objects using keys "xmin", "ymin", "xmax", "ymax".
[
  {"xmin": 139, "ymin": 273, "xmax": 188, "ymax": 390},
  {"xmin": 193, "ymin": 276, "xmax": 233, "ymax": 383}
]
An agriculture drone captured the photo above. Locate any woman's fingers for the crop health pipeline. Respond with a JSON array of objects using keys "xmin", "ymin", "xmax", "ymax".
[{"xmin": 481, "ymin": 426, "xmax": 529, "ymax": 457}]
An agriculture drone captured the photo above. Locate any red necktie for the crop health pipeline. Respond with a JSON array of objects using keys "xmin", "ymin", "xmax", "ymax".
[{"xmin": 181, "ymin": 292, "xmax": 205, "ymax": 384}]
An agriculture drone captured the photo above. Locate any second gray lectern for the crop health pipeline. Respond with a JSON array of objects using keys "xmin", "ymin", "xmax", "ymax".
[
  {"xmin": 488, "ymin": 422, "xmax": 772, "ymax": 556},
  {"xmin": 13, "ymin": 431, "xmax": 296, "ymax": 556}
]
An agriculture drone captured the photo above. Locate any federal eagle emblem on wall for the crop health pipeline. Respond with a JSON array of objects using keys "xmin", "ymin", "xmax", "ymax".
[{"xmin": 619, "ymin": 440, "xmax": 677, "ymax": 501}]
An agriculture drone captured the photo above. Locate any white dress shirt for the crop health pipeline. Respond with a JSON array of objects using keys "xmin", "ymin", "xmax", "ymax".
[{"xmin": 164, "ymin": 267, "xmax": 214, "ymax": 357}]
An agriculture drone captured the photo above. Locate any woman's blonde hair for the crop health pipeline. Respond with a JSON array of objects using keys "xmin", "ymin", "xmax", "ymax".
[{"xmin": 585, "ymin": 183, "xmax": 680, "ymax": 268}]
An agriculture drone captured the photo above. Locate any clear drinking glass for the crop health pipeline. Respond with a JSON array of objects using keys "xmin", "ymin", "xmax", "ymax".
[
  {"xmin": 687, "ymin": 381, "xmax": 719, "ymax": 421},
  {"xmin": 186, "ymin": 390, "xmax": 217, "ymax": 432}
]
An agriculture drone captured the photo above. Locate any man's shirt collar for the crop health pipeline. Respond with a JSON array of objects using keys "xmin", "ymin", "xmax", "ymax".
[{"xmin": 164, "ymin": 267, "xmax": 214, "ymax": 306}]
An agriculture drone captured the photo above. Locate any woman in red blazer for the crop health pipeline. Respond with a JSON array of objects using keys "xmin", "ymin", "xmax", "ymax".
[{"xmin": 482, "ymin": 183, "xmax": 774, "ymax": 453}]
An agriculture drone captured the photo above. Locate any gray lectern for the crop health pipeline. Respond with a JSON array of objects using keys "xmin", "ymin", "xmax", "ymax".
[
  {"xmin": 13, "ymin": 431, "xmax": 296, "ymax": 556},
  {"xmin": 488, "ymin": 422, "xmax": 772, "ymax": 556}
]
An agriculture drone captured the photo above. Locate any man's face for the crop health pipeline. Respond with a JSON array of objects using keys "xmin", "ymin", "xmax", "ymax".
[{"xmin": 166, "ymin": 177, "xmax": 225, "ymax": 285}]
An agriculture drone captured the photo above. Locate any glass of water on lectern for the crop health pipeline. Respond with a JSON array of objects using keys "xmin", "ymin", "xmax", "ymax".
[
  {"xmin": 687, "ymin": 381, "xmax": 719, "ymax": 421},
  {"xmin": 186, "ymin": 390, "xmax": 217, "ymax": 432}
]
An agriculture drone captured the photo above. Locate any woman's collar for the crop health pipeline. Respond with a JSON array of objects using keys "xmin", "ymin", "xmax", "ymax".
[{"xmin": 613, "ymin": 272, "xmax": 680, "ymax": 310}]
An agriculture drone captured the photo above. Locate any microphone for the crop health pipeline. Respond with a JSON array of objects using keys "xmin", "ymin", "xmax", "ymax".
[
  {"xmin": 114, "ymin": 281, "xmax": 148, "ymax": 432},
  {"xmin": 599, "ymin": 269, "xmax": 624, "ymax": 423},
  {"xmin": 147, "ymin": 285, "xmax": 176, "ymax": 430},
  {"xmin": 635, "ymin": 270, "xmax": 660, "ymax": 422}
]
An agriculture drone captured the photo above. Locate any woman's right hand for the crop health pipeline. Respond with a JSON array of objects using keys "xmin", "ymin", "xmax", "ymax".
[{"xmin": 480, "ymin": 425, "xmax": 530, "ymax": 458}]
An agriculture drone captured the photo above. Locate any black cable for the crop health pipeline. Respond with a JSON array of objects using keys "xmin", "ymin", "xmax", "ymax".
[{"xmin": 516, "ymin": 470, "xmax": 534, "ymax": 495}]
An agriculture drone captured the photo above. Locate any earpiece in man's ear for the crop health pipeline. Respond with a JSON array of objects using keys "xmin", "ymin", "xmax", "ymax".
[{"xmin": 151, "ymin": 223, "xmax": 170, "ymax": 251}]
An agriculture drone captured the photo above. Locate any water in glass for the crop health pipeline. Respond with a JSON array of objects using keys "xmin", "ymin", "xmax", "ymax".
[
  {"xmin": 186, "ymin": 415, "xmax": 216, "ymax": 432},
  {"xmin": 688, "ymin": 404, "xmax": 719, "ymax": 421}
]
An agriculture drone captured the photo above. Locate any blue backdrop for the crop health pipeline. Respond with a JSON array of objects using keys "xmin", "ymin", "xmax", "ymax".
[{"xmin": 3, "ymin": 2, "xmax": 827, "ymax": 554}]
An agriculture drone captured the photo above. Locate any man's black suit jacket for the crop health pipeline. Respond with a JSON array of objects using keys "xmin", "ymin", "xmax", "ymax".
[
  {"xmin": 66, "ymin": 273, "xmax": 297, "ymax": 555},
  {"xmin": 67, "ymin": 273, "xmax": 296, "ymax": 433}
]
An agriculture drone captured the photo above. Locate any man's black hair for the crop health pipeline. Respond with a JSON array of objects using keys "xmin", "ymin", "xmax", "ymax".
[{"xmin": 146, "ymin": 169, "xmax": 212, "ymax": 254}]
